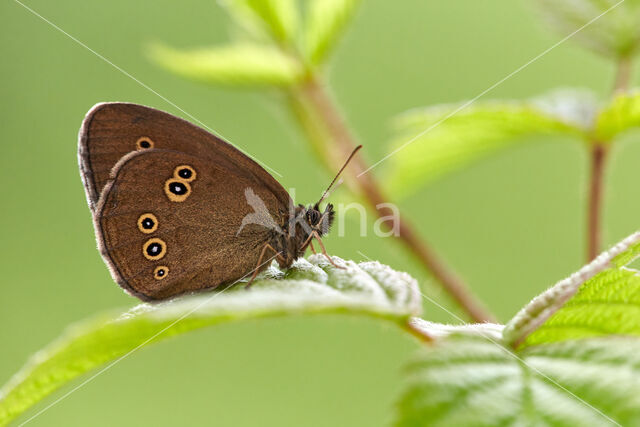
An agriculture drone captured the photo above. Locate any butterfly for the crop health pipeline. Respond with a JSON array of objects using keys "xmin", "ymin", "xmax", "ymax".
[{"xmin": 79, "ymin": 103, "xmax": 360, "ymax": 301}]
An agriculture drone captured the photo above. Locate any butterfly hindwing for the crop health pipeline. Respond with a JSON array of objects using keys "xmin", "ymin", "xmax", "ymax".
[{"xmin": 96, "ymin": 149, "xmax": 286, "ymax": 300}]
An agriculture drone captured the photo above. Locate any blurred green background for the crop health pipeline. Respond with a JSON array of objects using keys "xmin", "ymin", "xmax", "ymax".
[{"xmin": 1, "ymin": 0, "xmax": 639, "ymax": 425}]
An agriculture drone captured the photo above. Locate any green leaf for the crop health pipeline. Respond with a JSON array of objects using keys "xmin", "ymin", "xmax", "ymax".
[
  {"xmin": 0, "ymin": 256, "xmax": 421, "ymax": 426},
  {"xmin": 304, "ymin": 0, "xmax": 361, "ymax": 65},
  {"xmin": 396, "ymin": 335, "xmax": 640, "ymax": 426},
  {"xmin": 387, "ymin": 92, "xmax": 591, "ymax": 198},
  {"xmin": 504, "ymin": 232, "xmax": 640, "ymax": 350},
  {"xmin": 222, "ymin": 0, "xmax": 298, "ymax": 43},
  {"xmin": 397, "ymin": 232, "xmax": 640, "ymax": 425},
  {"xmin": 532, "ymin": 0, "xmax": 640, "ymax": 58},
  {"xmin": 148, "ymin": 43, "xmax": 303, "ymax": 87},
  {"xmin": 595, "ymin": 91, "xmax": 640, "ymax": 141},
  {"xmin": 408, "ymin": 317, "xmax": 504, "ymax": 341}
]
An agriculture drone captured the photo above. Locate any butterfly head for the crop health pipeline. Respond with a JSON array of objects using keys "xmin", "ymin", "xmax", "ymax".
[{"xmin": 304, "ymin": 203, "xmax": 335, "ymax": 236}]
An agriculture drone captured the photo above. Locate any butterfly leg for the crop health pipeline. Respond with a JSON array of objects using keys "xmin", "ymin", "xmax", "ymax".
[
  {"xmin": 300, "ymin": 232, "xmax": 315, "ymax": 251},
  {"xmin": 309, "ymin": 240, "xmax": 317, "ymax": 254},
  {"xmin": 310, "ymin": 231, "xmax": 345, "ymax": 270},
  {"xmin": 246, "ymin": 243, "xmax": 285, "ymax": 289}
]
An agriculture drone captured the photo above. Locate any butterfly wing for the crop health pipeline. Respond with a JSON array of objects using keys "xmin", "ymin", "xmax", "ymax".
[
  {"xmin": 96, "ymin": 149, "xmax": 287, "ymax": 300},
  {"xmin": 78, "ymin": 102, "xmax": 289, "ymax": 211}
]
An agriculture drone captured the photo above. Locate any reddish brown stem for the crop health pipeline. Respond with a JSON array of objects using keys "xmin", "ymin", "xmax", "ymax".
[
  {"xmin": 587, "ymin": 143, "xmax": 607, "ymax": 261},
  {"xmin": 402, "ymin": 319, "xmax": 435, "ymax": 343},
  {"xmin": 585, "ymin": 58, "xmax": 631, "ymax": 261},
  {"xmin": 613, "ymin": 56, "xmax": 632, "ymax": 94},
  {"xmin": 298, "ymin": 76, "xmax": 496, "ymax": 323}
]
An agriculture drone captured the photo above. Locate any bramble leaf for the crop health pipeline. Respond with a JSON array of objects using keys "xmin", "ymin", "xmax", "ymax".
[
  {"xmin": 387, "ymin": 91, "xmax": 592, "ymax": 198},
  {"xmin": 0, "ymin": 256, "xmax": 421, "ymax": 426},
  {"xmin": 407, "ymin": 317, "xmax": 504, "ymax": 341},
  {"xmin": 532, "ymin": 0, "xmax": 640, "ymax": 59},
  {"xmin": 222, "ymin": 0, "xmax": 298, "ymax": 43},
  {"xmin": 504, "ymin": 232, "xmax": 640, "ymax": 349},
  {"xmin": 396, "ymin": 335, "xmax": 640, "ymax": 426},
  {"xmin": 595, "ymin": 91, "xmax": 640, "ymax": 141},
  {"xmin": 304, "ymin": 0, "xmax": 361, "ymax": 65},
  {"xmin": 148, "ymin": 43, "xmax": 303, "ymax": 87},
  {"xmin": 397, "ymin": 232, "xmax": 640, "ymax": 426}
]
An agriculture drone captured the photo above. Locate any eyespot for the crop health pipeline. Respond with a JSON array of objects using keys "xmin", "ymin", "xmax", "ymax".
[
  {"xmin": 153, "ymin": 266, "xmax": 169, "ymax": 280},
  {"xmin": 164, "ymin": 179, "xmax": 191, "ymax": 202},
  {"xmin": 136, "ymin": 137, "xmax": 154, "ymax": 150},
  {"xmin": 137, "ymin": 213, "xmax": 158, "ymax": 234},
  {"xmin": 174, "ymin": 165, "xmax": 196, "ymax": 182},
  {"xmin": 143, "ymin": 238, "xmax": 166, "ymax": 260}
]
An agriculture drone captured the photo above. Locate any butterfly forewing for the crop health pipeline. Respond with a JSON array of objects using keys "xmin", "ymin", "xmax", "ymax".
[{"xmin": 79, "ymin": 102, "xmax": 290, "ymax": 212}]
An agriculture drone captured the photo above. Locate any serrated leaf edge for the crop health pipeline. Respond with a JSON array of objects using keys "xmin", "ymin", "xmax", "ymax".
[
  {"xmin": 504, "ymin": 232, "xmax": 640, "ymax": 348},
  {"xmin": 408, "ymin": 317, "xmax": 505, "ymax": 342}
]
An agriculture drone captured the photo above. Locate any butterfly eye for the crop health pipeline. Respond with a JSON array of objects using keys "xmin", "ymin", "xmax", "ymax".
[
  {"xmin": 136, "ymin": 137, "xmax": 154, "ymax": 150},
  {"xmin": 143, "ymin": 238, "xmax": 167, "ymax": 260},
  {"xmin": 173, "ymin": 165, "xmax": 196, "ymax": 182},
  {"xmin": 153, "ymin": 266, "xmax": 169, "ymax": 280},
  {"xmin": 307, "ymin": 210, "xmax": 320, "ymax": 225},
  {"xmin": 164, "ymin": 179, "xmax": 191, "ymax": 202},
  {"xmin": 137, "ymin": 213, "xmax": 158, "ymax": 234}
]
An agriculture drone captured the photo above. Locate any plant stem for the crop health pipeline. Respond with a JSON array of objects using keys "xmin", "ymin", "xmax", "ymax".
[
  {"xmin": 586, "ymin": 57, "xmax": 632, "ymax": 261},
  {"xmin": 294, "ymin": 76, "xmax": 496, "ymax": 323},
  {"xmin": 402, "ymin": 319, "xmax": 434, "ymax": 343},
  {"xmin": 613, "ymin": 56, "xmax": 632, "ymax": 94},
  {"xmin": 587, "ymin": 143, "xmax": 607, "ymax": 261}
]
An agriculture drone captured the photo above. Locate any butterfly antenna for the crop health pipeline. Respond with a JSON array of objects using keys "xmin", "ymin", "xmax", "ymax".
[
  {"xmin": 317, "ymin": 178, "xmax": 344, "ymax": 204},
  {"xmin": 316, "ymin": 145, "xmax": 362, "ymax": 206}
]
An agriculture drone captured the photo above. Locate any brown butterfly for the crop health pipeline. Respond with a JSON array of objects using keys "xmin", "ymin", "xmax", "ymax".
[{"xmin": 79, "ymin": 103, "xmax": 360, "ymax": 301}]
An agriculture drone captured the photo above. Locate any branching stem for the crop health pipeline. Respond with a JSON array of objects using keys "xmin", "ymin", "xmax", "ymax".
[
  {"xmin": 292, "ymin": 76, "xmax": 496, "ymax": 323},
  {"xmin": 586, "ymin": 57, "xmax": 633, "ymax": 261},
  {"xmin": 402, "ymin": 319, "xmax": 434, "ymax": 343}
]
